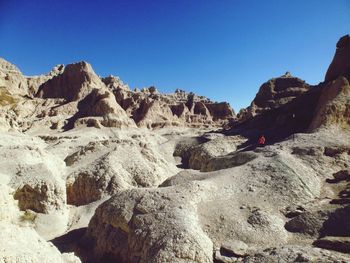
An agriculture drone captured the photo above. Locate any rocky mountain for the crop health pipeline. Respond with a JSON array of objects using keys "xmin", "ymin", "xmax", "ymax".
[{"xmin": 0, "ymin": 35, "xmax": 350, "ymax": 263}]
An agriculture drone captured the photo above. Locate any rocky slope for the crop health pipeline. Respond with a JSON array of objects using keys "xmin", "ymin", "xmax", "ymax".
[{"xmin": 0, "ymin": 34, "xmax": 350, "ymax": 263}]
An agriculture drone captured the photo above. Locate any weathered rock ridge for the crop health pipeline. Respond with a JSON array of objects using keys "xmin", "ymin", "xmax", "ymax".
[
  {"xmin": 237, "ymin": 72, "xmax": 310, "ymax": 122},
  {"xmin": 109, "ymin": 84, "xmax": 235, "ymax": 128},
  {"xmin": 0, "ymin": 59, "xmax": 235, "ymax": 132}
]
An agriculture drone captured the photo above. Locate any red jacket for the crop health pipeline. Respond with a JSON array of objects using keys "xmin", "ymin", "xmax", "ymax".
[{"xmin": 258, "ymin": 136, "xmax": 265, "ymax": 145}]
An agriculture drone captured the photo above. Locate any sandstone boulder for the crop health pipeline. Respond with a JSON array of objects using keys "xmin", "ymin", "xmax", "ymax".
[{"xmin": 219, "ymin": 240, "xmax": 248, "ymax": 257}]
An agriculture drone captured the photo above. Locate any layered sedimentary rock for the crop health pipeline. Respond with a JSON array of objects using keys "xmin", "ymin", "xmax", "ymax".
[
  {"xmin": 108, "ymin": 85, "xmax": 235, "ymax": 128},
  {"xmin": 0, "ymin": 60, "xmax": 136, "ymax": 131},
  {"xmin": 0, "ymin": 58, "xmax": 234, "ymax": 132},
  {"xmin": 36, "ymin": 61, "xmax": 136, "ymax": 129},
  {"xmin": 0, "ymin": 58, "xmax": 64, "ymax": 98},
  {"xmin": 237, "ymin": 72, "xmax": 310, "ymax": 122}
]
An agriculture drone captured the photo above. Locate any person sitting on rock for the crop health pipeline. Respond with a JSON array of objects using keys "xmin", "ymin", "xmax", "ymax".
[{"xmin": 258, "ymin": 135, "xmax": 266, "ymax": 147}]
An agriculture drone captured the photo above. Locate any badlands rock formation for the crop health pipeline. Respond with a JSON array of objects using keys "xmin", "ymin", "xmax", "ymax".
[
  {"xmin": 0, "ymin": 58, "xmax": 234, "ymax": 132},
  {"xmin": 108, "ymin": 83, "xmax": 235, "ymax": 128},
  {"xmin": 0, "ymin": 34, "xmax": 350, "ymax": 263},
  {"xmin": 237, "ymin": 72, "xmax": 310, "ymax": 122}
]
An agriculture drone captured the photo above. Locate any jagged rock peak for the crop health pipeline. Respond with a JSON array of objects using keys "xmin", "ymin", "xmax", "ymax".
[
  {"xmin": 281, "ymin": 71, "xmax": 292, "ymax": 78},
  {"xmin": 325, "ymin": 34, "xmax": 350, "ymax": 82},
  {"xmin": 48, "ymin": 64, "xmax": 65, "ymax": 76},
  {"xmin": 36, "ymin": 61, "xmax": 103, "ymax": 101},
  {"xmin": 0, "ymin": 58, "xmax": 235, "ymax": 131},
  {"xmin": 101, "ymin": 75, "xmax": 130, "ymax": 91}
]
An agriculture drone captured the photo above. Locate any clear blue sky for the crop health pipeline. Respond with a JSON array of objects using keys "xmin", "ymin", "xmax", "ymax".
[{"xmin": 0, "ymin": 0, "xmax": 349, "ymax": 111}]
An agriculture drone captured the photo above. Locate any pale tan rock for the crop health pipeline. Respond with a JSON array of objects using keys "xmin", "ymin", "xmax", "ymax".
[
  {"xmin": 85, "ymin": 187, "xmax": 213, "ymax": 263},
  {"xmin": 0, "ymin": 57, "xmax": 28, "ymax": 96},
  {"xmin": 220, "ymin": 240, "xmax": 248, "ymax": 257},
  {"xmin": 309, "ymin": 76, "xmax": 350, "ymax": 131},
  {"xmin": 0, "ymin": 133, "xmax": 66, "ymax": 214},
  {"xmin": 65, "ymin": 135, "xmax": 178, "ymax": 206},
  {"xmin": 72, "ymin": 88, "xmax": 136, "ymax": 129},
  {"xmin": 135, "ymin": 100, "xmax": 181, "ymax": 128},
  {"xmin": 173, "ymin": 134, "xmax": 244, "ymax": 170},
  {"xmin": 110, "ymin": 85, "xmax": 234, "ymax": 128},
  {"xmin": 26, "ymin": 64, "xmax": 65, "ymax": 96},
  {"xmin": 0, "ymin": 181, "xmax": 80, "ymax": 263},
  {"xmin": 81, "ymin": 129, "xmax": 350, "ymax": 263}
]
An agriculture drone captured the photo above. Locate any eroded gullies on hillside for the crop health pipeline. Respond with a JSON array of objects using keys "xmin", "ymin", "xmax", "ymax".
[{"xmin": 0, "ymin": 35, "xmax": 350, "ymax": 263}]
